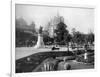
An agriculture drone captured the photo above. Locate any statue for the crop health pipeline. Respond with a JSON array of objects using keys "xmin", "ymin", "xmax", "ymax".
[{"xmin": 34, "ymin": 26, "xmax": 44, "ymax": 48}]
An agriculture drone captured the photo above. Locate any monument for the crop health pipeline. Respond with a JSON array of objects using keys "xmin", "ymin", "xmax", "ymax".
[{"xmin": 34, "ymin": 26, "xmax": 44, "ymax": 48}]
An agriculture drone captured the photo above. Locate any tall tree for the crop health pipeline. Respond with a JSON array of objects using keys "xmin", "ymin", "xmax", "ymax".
[
  {"xmin": 54, "ymin": 21, "xmax": 69, "ymax": 45},
  {"xmin": 87, "ymin": 32, "xmax": 94, "ymax": 44}
]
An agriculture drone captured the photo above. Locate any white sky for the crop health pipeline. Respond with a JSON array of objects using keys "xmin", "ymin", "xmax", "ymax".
[{"xmin": 15, "ymin": 4, "xmax": 94, "ymax": 34}]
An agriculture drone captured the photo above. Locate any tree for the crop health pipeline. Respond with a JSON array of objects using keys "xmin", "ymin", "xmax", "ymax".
[
  {"xmin": 39, "ymin": 26, "xmax": 43, "ymax": 34},
  {"xmin": 71, "ymin": 29, "xmax": 86, "ymax": 45},
  {"xmin": 42, "ymin": 30, "xmax": 49, "ymax": 45},
  {"xmin": 54, "ymin": 21, "xmax": 69, "ymax": 45},
  {"xmin": 86, "ymin": 32, "xmax": 94, "ymax": 44}
]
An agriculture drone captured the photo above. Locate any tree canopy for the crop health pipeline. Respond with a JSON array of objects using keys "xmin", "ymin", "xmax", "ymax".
[{"xmin": 54, "ymin": 21, "xmax": 69, "ymax": 45}]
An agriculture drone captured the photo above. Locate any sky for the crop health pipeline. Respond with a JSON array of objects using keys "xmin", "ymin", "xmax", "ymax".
[{"xmin": 15, "ymin": 4, "xmax": 94, "ymax": 34}]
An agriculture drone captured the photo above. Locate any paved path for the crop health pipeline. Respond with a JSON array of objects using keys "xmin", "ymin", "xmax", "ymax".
[
  {"xmin": 15, "ymin": 47, "xmax": 69, "ymax": 60},
  {"xmin": 15, "ymin": 47, "xmax": 51, "ymax": 60}
]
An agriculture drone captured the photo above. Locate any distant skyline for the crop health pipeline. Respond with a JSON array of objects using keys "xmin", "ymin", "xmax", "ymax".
[{"xmin": 15, "ymin": 4, "xmax": 94, "ymax": 34}]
